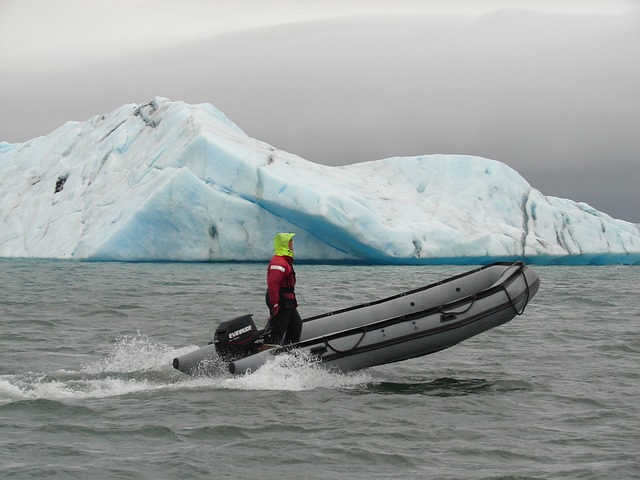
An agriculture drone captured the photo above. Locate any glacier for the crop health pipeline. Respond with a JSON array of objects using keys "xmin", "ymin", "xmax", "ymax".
[{"xmin": 1, "ymin": 97, "xmax": 638, "ymax": 265}]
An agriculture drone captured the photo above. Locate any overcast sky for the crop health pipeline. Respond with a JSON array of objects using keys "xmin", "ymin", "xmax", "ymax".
[{"xmin": 1, "ymin": 0, "xmax": 639, "ymax": 222}]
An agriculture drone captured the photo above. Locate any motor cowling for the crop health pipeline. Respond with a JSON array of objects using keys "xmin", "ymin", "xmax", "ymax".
[{"xmin": 213, "ymin": 314, "xmax": 260, "ymax": 361}]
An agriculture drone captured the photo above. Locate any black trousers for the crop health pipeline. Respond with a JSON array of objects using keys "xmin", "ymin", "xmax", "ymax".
[{"xmin": 265, "ymin": 307, "xmax": 302, "ymax": 345}]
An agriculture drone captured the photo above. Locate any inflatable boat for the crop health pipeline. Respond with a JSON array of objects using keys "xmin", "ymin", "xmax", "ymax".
[{"xmin": 173, "ymin": 261, "xmax": 539, "ymax": 376}]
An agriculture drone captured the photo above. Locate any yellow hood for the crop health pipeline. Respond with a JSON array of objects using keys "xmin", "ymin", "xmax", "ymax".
[{"xmin": 273, "ymin": 233, "xmax": 296, "ymax": 257}]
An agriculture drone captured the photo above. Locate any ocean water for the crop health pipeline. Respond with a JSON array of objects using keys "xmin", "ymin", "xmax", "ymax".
[{"xmin": 0, "ymin": 259, "xmax": 638, "ymax": 480}]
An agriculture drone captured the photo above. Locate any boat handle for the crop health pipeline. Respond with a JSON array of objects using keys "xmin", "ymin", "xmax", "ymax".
[
  {"xmin": 440, "ymin": 313, "xmax": 457, "ymax": 323},
  {"xmin": 439, "ymin": 295, "xmax": 476, "ymax": 317},
  {"xmin": 310, "ymin": 345, "xmax": 328, "ymax": 356}
]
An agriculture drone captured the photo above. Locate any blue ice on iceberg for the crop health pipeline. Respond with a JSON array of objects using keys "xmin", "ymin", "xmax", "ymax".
[{"xmin": 0, "ymin": 98, "xmax": 638, "ymax": 265}]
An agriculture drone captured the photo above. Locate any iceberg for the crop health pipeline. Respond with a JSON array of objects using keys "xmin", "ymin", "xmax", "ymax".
[{"xmin": 1, "ymin": 98, "xmax": 638, "ymax": 265}]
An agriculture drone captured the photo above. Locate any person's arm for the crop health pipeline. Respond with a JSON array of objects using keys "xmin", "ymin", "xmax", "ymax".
[{"xmin": 267, "ymin": 264, "xmax": 285, "ymax": 315}]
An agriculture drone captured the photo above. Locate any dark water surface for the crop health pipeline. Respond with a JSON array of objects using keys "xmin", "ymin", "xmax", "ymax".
[{"xmin": 1, "ymin": 260, "xmax": 638, "ymax": 479}]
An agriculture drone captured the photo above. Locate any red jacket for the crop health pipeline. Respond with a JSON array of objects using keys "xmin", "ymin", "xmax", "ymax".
[{"xmin": 267, "ymin": 255, "xmax": 297, "ymax": 310}]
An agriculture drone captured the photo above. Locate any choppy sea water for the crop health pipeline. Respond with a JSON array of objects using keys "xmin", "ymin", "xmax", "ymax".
[{"xmin": 0, "ymin": 260, "xmax": 638, "ymax": 480}]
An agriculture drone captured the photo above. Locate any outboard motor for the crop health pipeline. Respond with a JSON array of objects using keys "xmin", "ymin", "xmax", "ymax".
[{"xmin": 213, "ymin": 314, "xmax": 261, "ymax": 361}]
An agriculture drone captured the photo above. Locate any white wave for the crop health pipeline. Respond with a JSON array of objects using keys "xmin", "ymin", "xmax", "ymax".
[
  {"xmin": 1, "ymin": 374, "xmax": 165, "ymax": 402},
  {"xmin": 81, "ymin": 332, "xmax": 195, "ymax": 374},
  {"xmin": 0, "ymin": 377, "xmax": 28, "ymax": 405},
  {"xmin": 0, "ymin": 334, "xmax": 197, "ymax": 403},
  {"xmin": 0, "ymin": 336, "xmax": 374, "ymax": 404},
  {"xmin": 219, "ymin": 349, "xmax": 374, "ymax": 391}
]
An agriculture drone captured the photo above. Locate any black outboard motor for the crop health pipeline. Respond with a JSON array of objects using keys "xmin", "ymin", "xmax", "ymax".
[{"xmin": 213, "ymin": 314, "xmax": 261, "ymax": 361}]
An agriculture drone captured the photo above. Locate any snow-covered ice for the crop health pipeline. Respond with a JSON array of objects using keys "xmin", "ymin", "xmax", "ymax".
[{"xmin": 1, "ymin": 98, "xmax": 638, "ymax": 264}]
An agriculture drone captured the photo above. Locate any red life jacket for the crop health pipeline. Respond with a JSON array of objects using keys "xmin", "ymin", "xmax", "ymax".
[{"xmin": 266, "ymin": 255, "xmax": 297, "ymax": 309}]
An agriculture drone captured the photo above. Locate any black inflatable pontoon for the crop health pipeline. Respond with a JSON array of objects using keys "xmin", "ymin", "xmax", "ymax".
[{"xmin": 173, "ymin": 261, "xmax": 539, "ymax": 376}]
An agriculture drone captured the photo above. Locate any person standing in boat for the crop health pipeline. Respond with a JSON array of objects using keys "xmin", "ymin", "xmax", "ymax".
[{"xmin": 264, "ymin": 233, "xmax": 302, "ymax": 345}]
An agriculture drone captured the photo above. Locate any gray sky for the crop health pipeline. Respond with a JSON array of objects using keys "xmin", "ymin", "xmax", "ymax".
[{"xmin": 1, "ymin": 0, "xmax": 639, "ymax": 222}]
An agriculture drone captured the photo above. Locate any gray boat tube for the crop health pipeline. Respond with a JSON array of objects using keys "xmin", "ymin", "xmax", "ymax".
[
  {"xmin": 172, "ymin": 344, "xmax": 219, "ymax": 375},
  {"xmin": 227, "ymin": 261, "xmax": 539, "ymax": 376}
]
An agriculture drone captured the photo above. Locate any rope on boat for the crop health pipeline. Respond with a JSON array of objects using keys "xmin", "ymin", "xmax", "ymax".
[
  {"xmin": 322, "ymin": 327, "xmax": 368, "ymax": 354},
  {"xmin": 503, "ymin": 263, "xmax": 531, "ymax": 315}
]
